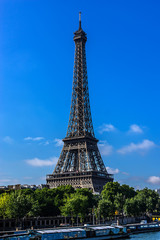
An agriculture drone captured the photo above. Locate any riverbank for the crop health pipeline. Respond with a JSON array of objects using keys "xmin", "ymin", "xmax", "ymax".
[{"xmin": 0, "ymin": 216, "xmax": 147, "ymax": 232}]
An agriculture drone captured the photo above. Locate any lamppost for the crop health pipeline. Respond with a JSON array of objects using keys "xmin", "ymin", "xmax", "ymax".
[{"xmin": 92, "ymin": 208, "xmax": 95, "ymax": 225}]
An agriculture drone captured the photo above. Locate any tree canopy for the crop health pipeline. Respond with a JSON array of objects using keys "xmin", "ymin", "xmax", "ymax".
[{"xmin": 0, "ymin": 183, "xmax": 159, "ymax": 219}]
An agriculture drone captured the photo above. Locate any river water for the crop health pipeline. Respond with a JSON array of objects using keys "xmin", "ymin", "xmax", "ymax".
[{"xmin": 130, "ymin": 231, "xmax": 160, "ymax": 239}]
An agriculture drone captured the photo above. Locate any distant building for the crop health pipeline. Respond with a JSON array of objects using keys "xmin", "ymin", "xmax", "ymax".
[
  {"xmin": 155, "ymin": 189, "xmax": 160, "ymax": 196},
  {"xmin": 0, "ymin": 186, "xmax": 7, "ymax": 190},
  {"xmin": 0, "ymin": 183, "xmax": 49, "ymax": 190},
  {"xmin": 8, "ymin": 184, "xmax": 21, "ymax": 190},
  {"xmin": 6, "ymin": 184, "xmax": 49, "ymax": 190},
  {"xmin": 21, "ymin": 184, "xmax": 30, "ymax": 189},
  {"xmin": 21, "ymin": 184, "xmax": 37, "ymax": 190},
  {"xmin": 38, "ymin": 184, "xmax": 49, "ymax": 189}
]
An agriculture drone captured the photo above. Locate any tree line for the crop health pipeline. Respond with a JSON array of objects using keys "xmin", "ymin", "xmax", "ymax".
[{"xmin": 0, "ymin": 182, "xmax": 159, "ymax": 220}]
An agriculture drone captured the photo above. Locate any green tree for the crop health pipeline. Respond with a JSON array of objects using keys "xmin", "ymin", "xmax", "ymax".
[
  {"xmin": 121, "ymin": 184, "xmax": 136, "ymax": 199},
  {"xmin": 135, "ymin": 188, "xmax": 159, "ymax": 214},
  {"xmin": 75, "ymin": 188, "xmax": 96, "ymax": 213},
  {"xmin": 124, "ymin": 188, "xmax": 159, "ymax": 217},
  {"xmin": 97, "ymin": 198, "xmax": 114, "ymax": 219},
  {"xmin": 6, "ymin": 191, "xmax": 39, "ymax": 218},
  {"xmin": 101, "ymin": 182, "xmax": 137, "ymax": 217},
  {"xmin": 54, "ymin": 185, "xmax": 75, "ymax": 211},
  {"xmin": 34, "ymin": 188, "xmax": 58, "ymax": 216},
  {"xmin": 34, "ymin": 185, "xmax": 75, "ymax": 217},
  {"xmin": 101, "ymin": 182, "xmax": 121, "ymax": 202},
  {"xmin": 114, "ymin": 193, "xmax": 124, "ymax": 215},
  {"xmin": 124, "ymin": 198, "xmax": 140, "ymax": 217},
  {"xmin": 0, "ymin": 193, "xmax": 10, "ymax": 218},
  {"xmin": 60, "ymin": 193, "xmax": 88, "ymax": 223}
]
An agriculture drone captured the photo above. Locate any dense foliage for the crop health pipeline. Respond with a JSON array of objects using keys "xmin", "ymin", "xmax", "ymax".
[{"xmin": 0, "ymin": 182, "xmax": 159, "ymax": 219}]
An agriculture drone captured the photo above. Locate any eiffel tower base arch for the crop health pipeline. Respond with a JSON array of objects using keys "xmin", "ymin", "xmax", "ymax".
[{"xmin": 47, "ymin": 171, "xmax": 113, "ymax": 193}]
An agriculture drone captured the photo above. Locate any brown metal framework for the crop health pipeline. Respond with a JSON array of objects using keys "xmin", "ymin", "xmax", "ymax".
[{"xmin": 47, "ymin": 13, "xmax": 113, "ymax": 192}]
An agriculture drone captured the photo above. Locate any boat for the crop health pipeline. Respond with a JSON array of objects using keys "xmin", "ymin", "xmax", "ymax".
[
  {"xmin": 85, "ymin": 225, "xmax": 129, "ymax": 239},
  {"xmin": 127, "ymin": 222, "xmax": 160, "ymax": 233},
  {"xmin": 0, "ymin": 225, "xmax": 129, "ymax": 240}
]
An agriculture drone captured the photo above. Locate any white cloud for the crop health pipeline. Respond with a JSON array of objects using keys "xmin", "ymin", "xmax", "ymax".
[
  {"xmin": 23, "ymin": 177, "xmax": 33, "ymax": 180},
  {"xmin": 24, "ymin": 137, "xmax": 32, "ymax": 140},
  {"xmin": 98, "ymin": 141, "xmax": 113, "ymax": 156},
  {"xmin": 3, "ymin": 136, "xmax": 13, "ymax": 144},
  {"xmin": 0, "ymin": 178, "xmax": 19, "ymax": 185},
  {"xmin": 24, "ymin": 137, "xmax": 44, "ymax": 141},
  {"xmin": 44, "ymin": 141, "xmax": 49, "ymax": 145},
  {"xmin": 117, "ymin": 139, "xmax": 156, "ymax": 154},
  {"xmin": 147, "ymin": 176, "xmax": 160, "ymax": 185},
  {"xmin": 0, "ymin": 179, "xmax": 11, "ymax": 184},
  {"xmin": 99, "ymin": 124, "xmax": 116, "ymax": 134},
  {"xmin": 106, "ymin": 167, "xmax": 119, "ymax": 174},
  {"xmin": 0, "ymin": 176, "xmax": 19, "ymax": 185},
  {"xmin": 121, "ymin": 171, "xmax": 129, "ymax": 176},
  {"xmin": 26, "ymin": 157, "xmax": 58, "ymax": 167},
  {"xmin": 54, "ymin": 138, "xmax": 63, "ymax": 147},
  {"xmin": 129, "ymin": 124, "xmax": 143, "ymax": 134},
  {"xmin": 40, "ymin": 176, "xmax": 46, "ymax": 181},
  {"xmin": 106, "ymin": 167, "xmax": 129, "ymax": 175}
]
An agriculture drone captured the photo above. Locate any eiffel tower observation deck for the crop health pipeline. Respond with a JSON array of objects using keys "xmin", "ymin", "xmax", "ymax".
[{"xmin": 47, "ymin": 13, "xmax": 113, "ymax": 193}]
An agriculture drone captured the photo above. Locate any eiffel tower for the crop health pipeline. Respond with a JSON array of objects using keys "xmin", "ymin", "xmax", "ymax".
[{"xmin": 47, "ymin": 13, "xmax": 113, "ymax": 193}]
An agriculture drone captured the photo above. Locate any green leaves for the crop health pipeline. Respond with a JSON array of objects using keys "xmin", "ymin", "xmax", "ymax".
[
  {"xmin": 97, "ymin": 198, "xmax": 114, "ymax": 218},
  {"xmin": 0, "ymin": 183, "xmax": 159, "ymax": 219},
  {"xmin": 123, "ymin": 198, "xmax": 140, "ymax": 216},
  {"xmin": 60, "ymin": 188, "xmax": 95, "ymax": 221},
  {"xmin": 0, "ymin": 193, "xmax": 10, "ymax": 219},
  {"xmin": 100, "ymin": 182, "xmax": 137, "ymax": 217},
  {"xmin": 123, "ymin": 188, "xmax": 160, "ymax": 216},
  {"xmin": 0, "ymin": 191, "xmax": 39, "ymax": 219},
  {"xmin": 60, "ymin": 194, "xmax": 88, "ymax": 218},
  {"xmin": 0, "ymin": 186, "xmax": 75, "ymax": 219},
  {"xmin": 101, "ymin": 182, "xmax": 121, "ymax": 202}
]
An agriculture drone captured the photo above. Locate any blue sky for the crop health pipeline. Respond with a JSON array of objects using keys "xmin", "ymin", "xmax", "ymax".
[{"xmin": 0, "ymin": 0, "xmax": 160, "ymax": 189}]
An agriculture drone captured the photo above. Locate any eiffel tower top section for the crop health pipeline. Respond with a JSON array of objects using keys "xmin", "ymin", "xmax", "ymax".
[{"xmin": 66, "ymin": 12, "xmax": 95, "ymax": 140}]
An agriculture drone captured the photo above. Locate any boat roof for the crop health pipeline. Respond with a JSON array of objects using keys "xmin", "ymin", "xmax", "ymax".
[
  {"xmin": 89, "ymin": 226, "xmax": 114, "ymax": 230},
  {"xmin": 113, "ymin": 225, "xmax": 124, "ymax": 229},
  {"xmin": 36, "ymin": 228, "xmax": 85, "ymax": 234}
]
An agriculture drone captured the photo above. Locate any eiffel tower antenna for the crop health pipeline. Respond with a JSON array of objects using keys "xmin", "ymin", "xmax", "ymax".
[
  {"xmin": 47, "ymin": 13, "xmax": 113, "ymax": 193},
  {"xmin": 79, "ymin": 12, "xmax": 81, "ymax": 29}
]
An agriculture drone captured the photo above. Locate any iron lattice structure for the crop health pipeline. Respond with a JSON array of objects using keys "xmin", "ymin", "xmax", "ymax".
[{"xmin": 47, "ymin": 13, "xmax": 113, "ymax": 192}]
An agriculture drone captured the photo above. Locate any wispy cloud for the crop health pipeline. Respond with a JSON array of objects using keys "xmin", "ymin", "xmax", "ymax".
[
  {"xmin": 54, "ymin": 138, "xmax": 63, "ymax": 147},
  {"xmin": 121, "ymin": 171, "xmax": 129, "ymax": 176},
  {"xmin": 23, "ymin": 177, "xmax": 33, "ymax": 180},
  {"xmin": 26, "ymin": 157, "xmax": 58, "ymax": 167},
  {"xmin": 147, "ymin": 176, "xmax": 160, "ymax": 185},
  {"xmin": 118, "ymin": 176, "xmax": 146, "ymax": 187},
  {"xmin": 106, "ymin": 167, "xmax": 129, "ymax": 175},
  {"xmin": 3, "ymin": 136, "xmax": 13, "ymax": 144},
  {"xmin": 44, "ymin": 141, "xmax": 49, "ymax": 145},
  {"xmin": 40, "ymin": 176, "xmax": 46, "ymax": 181},
  {"xmin": 0, "ymin": 179, "xmax": 11, "ymax": 184},
  {"xmin": 99, "ymin": 124, "xmax": 116, "ymax": 134},
  {"xmin": 98, "ymin": 141, "xmax": 113, "ymax": 156},
  {"xmin": 128, "ymin": 124, "xmax": 143, "ymax": 134},
  {"xmin": 106, "ymin": 167, "xmax": 119, "ymax": 174},
  {"xmin": 117, "ymin": 139, "xmax": 156, "ymax": 154},
  {"xmin": 0, "ymin": 178, "xmax": 19, "ymax": 185},
  {"xmin": 24, "ymin": 137, "xmax": 45, "ymax": 141}
]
